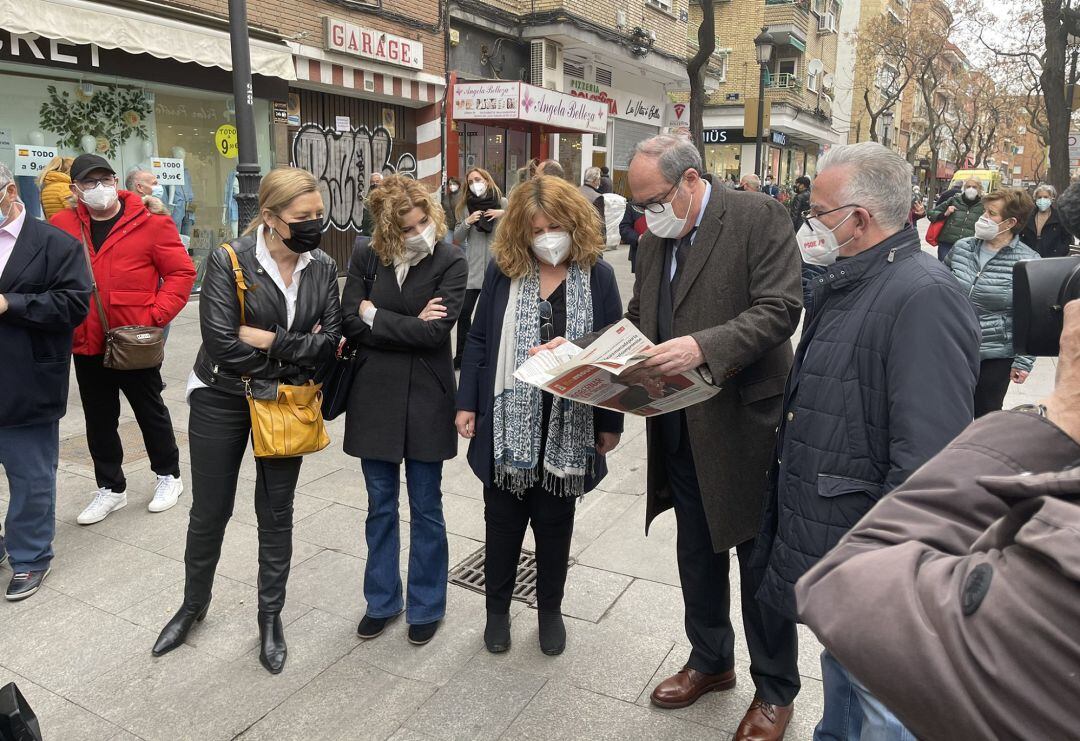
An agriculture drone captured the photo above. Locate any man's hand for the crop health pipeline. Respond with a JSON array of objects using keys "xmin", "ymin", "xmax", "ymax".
[
  {"xmin": 637, "ymin": 336, "xmax": 705, "ymax": 377},
  {"xmin": 418, "ymin": 297, "xmax": 447, "ymax": 321},
  {"xmin": 0, "ymin": 295, "xmax": 7, "ymax": 316},
  {"xmin": 529, "ymin": 336, "xmax": 568, "ymax": 356},
  {"xmin": 1010, "ymin": 368, "xmax": 1029, "ymax": 384},
  {"xmin": 456, "ymin": 410, "xmax": 476, "ymax": 439},
  {"xmin": 945, "ymin": 205, "xmax": 957, "ymax": 216},
  {"xmin": 238, "ymin": 325, "xmax": 275, "ymax": 350},
  {"xmin": 595, "ymin": 432, "xmax": 621, "ymax": 456},
  {"xmin": 1044, "ymin": 300, "xmax": 1080, "ymax": 442}
]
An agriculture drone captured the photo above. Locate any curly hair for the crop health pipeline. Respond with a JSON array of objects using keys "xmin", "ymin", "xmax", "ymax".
[
  {"xmin": 367, "ymin": 175, "xmax": 448, "ymax": 265},
  {"xmin": 490, "ymin": 175, "xmax": 604, "ymax": 279},
  {"xmin": 455, "ymin": 167, "xmax": 502, "ymax": 218}
]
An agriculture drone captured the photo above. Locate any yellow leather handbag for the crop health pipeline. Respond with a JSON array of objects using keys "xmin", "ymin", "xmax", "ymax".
[{"xmin": 221, "ymin": 244, "xmax": 330, "ymax": 458}]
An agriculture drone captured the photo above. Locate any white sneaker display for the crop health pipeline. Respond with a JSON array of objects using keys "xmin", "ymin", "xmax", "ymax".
[
  {"xmin": 77, "ymin": 488, "xmax": 128, "ymax": 525},
  {"xmin": 148, "ymin": 475, "xmax": 184, "ymax": 513}
]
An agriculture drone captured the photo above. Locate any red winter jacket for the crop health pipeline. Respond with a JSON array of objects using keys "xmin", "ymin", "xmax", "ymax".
[{"xmin": 50, "ymin": 190, "xmax": 196, "ymax": 356}]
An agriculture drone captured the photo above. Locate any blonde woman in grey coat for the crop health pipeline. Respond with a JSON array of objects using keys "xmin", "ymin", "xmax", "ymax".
[{"xmin": 453, "ymin": 167, "xmax": 506, "ymax": 367}]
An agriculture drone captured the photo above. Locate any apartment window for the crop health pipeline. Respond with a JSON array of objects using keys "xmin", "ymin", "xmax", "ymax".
[
  {"xmin": 807, "ymin": 67, "xmax": 819, "ymax": 92},
  {"xmin": 716, "ymin": 53, "xmax": 729, "ymax": 83},
  {"xmin": 1014, "ymin": 145, "xmax": 1024, "ymax": 155},
  {"xmin": 813, "ymin": 0, "xmax": 826, "ymax": 14},
  {"xmin": 1013, "ymin": 165, "xmax": 1022, "ymax": 175},
  {"xmin": 647, "ymin": 0, "xmax": 673, "ymax": 12}
]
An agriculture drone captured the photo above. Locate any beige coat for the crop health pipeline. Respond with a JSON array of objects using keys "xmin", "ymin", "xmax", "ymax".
[
  {"xmin": 630, "ymin": 176, "xmax": 802, "ymax": 551},
  {"xmin": 797, "ymin": 411, "xmax": 1080, "ymax": 740}
]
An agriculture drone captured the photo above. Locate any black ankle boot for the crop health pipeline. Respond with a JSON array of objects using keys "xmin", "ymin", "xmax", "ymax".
[
  {"xmin": 538, "ymin": 610, "xmax": 566, "ymax": 656},
  {"xmin": 258, "ymin": 611, "xmax": 287, "ymax": 674},
  {"xmin": 152, "ymin": 598, "xmax": 211, "ymax": 657},
  {"xmin": 484, "ymin": 611, "xmax": 511, "ymax": 653}
]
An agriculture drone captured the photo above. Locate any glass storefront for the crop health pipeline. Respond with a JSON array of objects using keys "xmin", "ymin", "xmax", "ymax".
[
  {"xmin": 458, "ymin": 122, "xmax": 528, "ymax": 194},
  {"xmin": 557, "ymin": 133, "xmax": 583, "ymax": 185},
  {"xmin": 704, "ymin": 144, "xmax": 742, "ymax": 183},
  {"xmin": 0, "ymin": 61, "xmax": 274, "ymax": 291}
]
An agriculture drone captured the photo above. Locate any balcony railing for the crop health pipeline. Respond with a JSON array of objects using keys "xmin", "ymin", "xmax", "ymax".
[{"xmin": 767, "ymin": 73, "xmax": 802, "ymax": 89}]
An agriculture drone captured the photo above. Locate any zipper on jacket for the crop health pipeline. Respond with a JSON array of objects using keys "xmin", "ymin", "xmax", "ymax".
[{"xmin": 887, "ymin": 248, "xmax": 896, "ymax": 263}]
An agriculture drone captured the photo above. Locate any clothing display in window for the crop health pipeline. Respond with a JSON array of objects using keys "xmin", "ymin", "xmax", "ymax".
[
  {"xmin": 15, "ymin": 176, "xmax": 43, "ymax": 220},
  {"xmin": 223, "ymin": 170, "xmax": 239, "ymax": 239},
  {"xmin": 166, "ymin": 169, "xmax": 195, "ymax": 236}
]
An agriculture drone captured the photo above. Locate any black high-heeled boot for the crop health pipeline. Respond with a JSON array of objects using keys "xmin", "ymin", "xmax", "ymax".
[
  {"xmin": 152, "ymin": 598, "xmax": 211, "ymax": 656},
  {"xmin": 258, "ymin": 611, "xmax": 287, "ymax": 674}
]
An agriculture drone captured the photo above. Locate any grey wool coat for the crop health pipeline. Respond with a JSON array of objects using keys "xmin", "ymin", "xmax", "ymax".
[{"xmin": 630, "ymin": 176, "xmax": 802, "ymax": 551}]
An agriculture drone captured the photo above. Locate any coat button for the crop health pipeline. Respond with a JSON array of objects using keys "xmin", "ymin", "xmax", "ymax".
[{"xmin": 786, "ymin": 411, "xmax": 795, "ymax": 421}]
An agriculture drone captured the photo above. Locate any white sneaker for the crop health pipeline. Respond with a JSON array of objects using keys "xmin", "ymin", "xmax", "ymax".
[
  {"xmin": 148, "ymin": 475, "xmax": 184, "ymax": 513},
  {"xmin": 77, "ymin": 488, "xmax": 127, "ymax": 525}
]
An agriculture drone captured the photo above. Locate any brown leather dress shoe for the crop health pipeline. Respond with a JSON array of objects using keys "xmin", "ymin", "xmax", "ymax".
[
  {"xmin": 734, "ymin": 697, "xmax": 794, "ymax": 741},
  {"xmin": 649, "ymin": 666, "xmax": 737, "ymax": 708}
]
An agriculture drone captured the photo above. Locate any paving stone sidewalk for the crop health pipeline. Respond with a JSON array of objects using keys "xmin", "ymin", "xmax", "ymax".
[{"xmin": 0, "ymin": 240, "xmax": 1055, "ymax": 740}]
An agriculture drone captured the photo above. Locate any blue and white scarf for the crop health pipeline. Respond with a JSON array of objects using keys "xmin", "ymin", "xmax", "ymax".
[{"xmin": 492, "ymin": 261, "xmax": 594, "ymax": 497}]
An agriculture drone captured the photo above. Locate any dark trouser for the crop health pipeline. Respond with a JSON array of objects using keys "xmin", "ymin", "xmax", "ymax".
[
  {"xmin": 937, "ymin": 240, "xmax": 954, "ymax": 262},
  {"xmin": 185, "ymin": 387, "xmax": 302, "ymax": 613},
  {"xmin": 483, "ymin": 485, "xmax": 576, "ymax": 614},
  {"xmin": 665, "ymin": 412, "xmax": 800, "ymax": 706},
  {"xmin": 455, "ymin": 288, "xmax": 482, "ymax": 360},
  {"xmin": 73, "ymin": 354, "xmax": 180, "ymax": 493},
  {"xmin": 0, "ymin": 421, "xmax": 59, "ymax": 572},
  {"xmin": 974, "ymin": 357, "xmax": 1014, "ymax": 418}
]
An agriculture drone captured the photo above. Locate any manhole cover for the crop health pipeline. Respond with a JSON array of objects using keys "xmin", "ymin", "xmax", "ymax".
[
  {"xmin": 450, "ymin": 546, "xmax": 572, "ymax": 606},
  {"xmin": 60, "ymin": 419, "xmax": 188, "ymax": 468}
]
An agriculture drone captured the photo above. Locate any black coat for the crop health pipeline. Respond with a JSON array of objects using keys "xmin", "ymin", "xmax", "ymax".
[
  {"xmin": 192, "ymin": 233, "xmax": 342, "ymax": 400},
  {"xmin": 341, "ymin": 237, "xmax": 467, "ymax": 463},
  {"xmin": 1020, "ymin": 205, "xmax": 1073, "ymax": 258},
  {"xmin": 0, "ymin": 217, "xmax": 90, "ymax": 427},
  {"xmin": 752, "ymin": 228, "xmax": 981, "ymax": 620},
  {"xmin": 619, "ymin": 204, "xmax": 640, "ymax": 271},
  {"xmin": 456, "ymin": 258, "xmax": 624, "ymax": 492}
]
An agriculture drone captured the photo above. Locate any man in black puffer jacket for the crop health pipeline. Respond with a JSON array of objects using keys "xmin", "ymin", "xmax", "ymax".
[{"xmin": 751, "ymin": 143, "xmax": 980, "ymax": 739}]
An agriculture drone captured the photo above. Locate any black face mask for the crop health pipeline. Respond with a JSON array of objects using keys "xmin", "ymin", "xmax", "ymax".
[{"xmin": 277, "ymin": 217, "xmax": 323, "ymax": 254}]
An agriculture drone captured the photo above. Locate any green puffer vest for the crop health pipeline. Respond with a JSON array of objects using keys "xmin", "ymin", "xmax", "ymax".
[
  {"xmin": 929, "ymin": 194, "xmax": 985, "ymax": 245},
  {"xmin": 945, "ymin": 235, "xmax": 1040, "ymax": 371}
]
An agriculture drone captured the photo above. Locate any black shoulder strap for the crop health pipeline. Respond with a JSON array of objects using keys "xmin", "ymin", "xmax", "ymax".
[{"xmin": 363, "ymin": 246, "xmax": 378, "ymax": 294}]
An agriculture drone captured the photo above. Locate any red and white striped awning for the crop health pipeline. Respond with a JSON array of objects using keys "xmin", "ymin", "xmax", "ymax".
[{"xmin": 293, "ymin": 56, "xmax": 442, "ymax": 107}]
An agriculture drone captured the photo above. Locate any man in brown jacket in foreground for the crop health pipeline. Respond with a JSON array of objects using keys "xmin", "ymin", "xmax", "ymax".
[{"xmin": 796, "ymin": 300, "xmax": 1080, "ymax": 740}]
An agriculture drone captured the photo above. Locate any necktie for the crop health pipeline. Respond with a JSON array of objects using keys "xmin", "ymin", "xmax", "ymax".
[{"xmin": 670, "ymin": 228, "xmax": 696, "ymax": 300}]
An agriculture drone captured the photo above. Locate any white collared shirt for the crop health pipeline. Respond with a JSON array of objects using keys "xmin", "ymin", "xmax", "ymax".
[
  {"xmin": 0, "ymin": 204, "xmax": 27, "ymax": 279},
  {"xmin": 256, "ymin": 225, "xmax": 311, "ymax": 330}
]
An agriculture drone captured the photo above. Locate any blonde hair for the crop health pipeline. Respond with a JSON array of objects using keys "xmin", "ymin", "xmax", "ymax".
[
  {"xmin": 456, "ymin": 167, "xmax": 502, "ymax": 217},
  {"xmin": 491, "ymin": 175, "xmax": 604, "ymax": 279},
  {"xmin": 368, "ymin": 175, "xmax": 448, "ymax": 264},
  {"xmin": 37, "ymin": 155, "xmax": 74, "ymax": 186},
  {"xmin": 244, "ymin": 167, "xmax": 320, "ymax": 236}
]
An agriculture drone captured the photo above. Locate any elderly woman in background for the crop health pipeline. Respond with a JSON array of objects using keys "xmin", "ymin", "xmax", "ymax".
[
  {"xmin": 928, "ymin": 177, "xmax": 985, "ymax": 261},
  {"xmin": 1020, "ymin": 183, "xmax": 1073, "ymax": 258}
]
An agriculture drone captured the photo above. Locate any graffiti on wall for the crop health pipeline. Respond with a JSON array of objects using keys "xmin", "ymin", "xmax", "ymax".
[{"xmin": 291, "ymin": 123, "xmax": 417, "ymax": 232}]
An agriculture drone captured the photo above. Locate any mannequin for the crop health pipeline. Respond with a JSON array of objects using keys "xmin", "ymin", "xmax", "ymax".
[
  {"xmin": 19, "ymin": 130, "xmax": 46, "ymax": 219},
  {"xmin": 79, "ymin": 134, "xmax": 97, "ymax": 154},
  {"xmin": 166, "ymin": 145, "xmax": 195, "ymax": 236}
]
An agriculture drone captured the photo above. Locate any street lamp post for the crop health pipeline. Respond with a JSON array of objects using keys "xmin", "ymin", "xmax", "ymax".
[
  {"xmin": 881, "ymin": 110, "xmax": 895, "ymax": 150},
  {"xmin": 228, "ymin": 0, "xmax": 261, "ymax": 233},
  {"xmin": 754, "ymin": 27, "xmax": 774, "ymax": 177}
]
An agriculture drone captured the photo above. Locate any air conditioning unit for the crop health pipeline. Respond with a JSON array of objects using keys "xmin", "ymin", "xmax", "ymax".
[
  {"xmin": 818, "ymin": 12, "xmax": 837, "ymax": 33},
  {"xmin": 530, "ymin": 39, "xmax": 563, "ymax": 91}
]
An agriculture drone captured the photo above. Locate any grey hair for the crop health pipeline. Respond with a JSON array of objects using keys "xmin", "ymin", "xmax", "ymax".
[
  {"xmin": 125, "ymin": 165, "xmax": 153, "ymax": 191},
  {"xmin": 583, "ymin": 166, "xmax": 601, "ymax": 185},
  {"xmin": 741, "ymin": 174, "xmax": 761, "ymax": 188},
  {"xmin": 0, "ymin": 162, "xmax": 12, "ymax": 189},
  {"xmin": 631, "ymin": 134, "xmax": 702, "ymax": 185},
  {"xmin": 1034, "ymin": 183, "xmax": 1057, "ymax": 199},
  {"xmin": 816, "ymin": 142, "xmax": 913, "ymax": 231}
]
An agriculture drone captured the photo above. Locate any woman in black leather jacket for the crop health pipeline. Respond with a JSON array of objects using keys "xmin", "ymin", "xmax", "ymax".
[{"xmin": 151, "ymin": 168, "xmax": 341, "ymax": 674}]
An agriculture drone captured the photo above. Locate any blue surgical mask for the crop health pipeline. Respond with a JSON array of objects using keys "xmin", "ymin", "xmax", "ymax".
[
  {"xmin": 1035, "ymin": 197, "xmax": 1052, "ymax": 212},
  {"xmin": 150, "ymin": 184, "xmax": 165, "ymax": 200}
]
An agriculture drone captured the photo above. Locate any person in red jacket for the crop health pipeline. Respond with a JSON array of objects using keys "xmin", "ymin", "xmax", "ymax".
[{"xmin": 50, "ymin": 154, "xmax": 196, "ymax": 525}]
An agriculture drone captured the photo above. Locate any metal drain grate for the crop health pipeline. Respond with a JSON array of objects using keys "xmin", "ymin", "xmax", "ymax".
[{"xmin": 449, "ymin": 546, "xmax": 542, "ymax": 605}]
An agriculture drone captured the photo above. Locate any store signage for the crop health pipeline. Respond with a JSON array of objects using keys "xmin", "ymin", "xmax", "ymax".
[
  {"xmin": 150, "ymin": 157, "xmax": 186, "ymax": 186},
  {"xmin": 725, "ymin": 93, "xmax": 740, "ymax": 101},
  {"xmin": 324, "ymin": 18, "xmax": 423, "ymax": 71},
  {"xmin": 665, "ymin": 103, "xmax": 690, "ymax": 129},
  {"xmin": 701, "ymin": 128, "xmax": 759, "ymax": 145},
  {"xmin": 13, "ymin": 145, "xmax": 57, "ymax": 176},
  {"xmin": 335, "ymin": 115, "xmax": 351, "ymax": 133},
  {"xmin": 453, "ymin": 81, "xmax": 607, "ymax": 134},
  {"xmin": 771, "ymin": 130, "xmax": 789, "ymax": 146},
  {"xmin": 273, "ymin": 100, "xmax": 289, "ymax": 123},
  {"xmin": 0, "ymin": 31, "xmax": 100, "ymax": 69},
  {"xmin": 567, "ymin": 79, "xmax": 662, "ymax": 125},
  {"xmin": 214, "ymin": 124, "xmax": 238, "ymax": 159}
]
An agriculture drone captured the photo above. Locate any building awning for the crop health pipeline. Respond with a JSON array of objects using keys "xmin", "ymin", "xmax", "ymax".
[
  {"xmin": 451, "ymin": 80, "xmax": 609, "ymax": 135},
  {"xmin": 0, "ymin": 0, "xmax": 296, "ymax": 80}
]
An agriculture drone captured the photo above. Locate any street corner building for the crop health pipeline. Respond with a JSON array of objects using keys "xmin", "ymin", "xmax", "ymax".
[{"xmin": 0, "ymin": 0, "xmax": 446, "ymax": 275}]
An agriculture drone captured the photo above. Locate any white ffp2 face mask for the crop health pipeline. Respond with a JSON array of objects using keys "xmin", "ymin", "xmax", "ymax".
[
  {"xmin": 78, "ymin": 184, "xmax": 119, "ymax": 211},
  {"xmin": 532, "ymin": 231, "xmax": 572, "ymax": 266},
  {"xmin": 796, "ymin": 211, "xmax": 856, "ymax": 266},
  {"xmin": 645, "ymin": 180, "xmax": 694, "ymax": 239},
  {"xmin": 470, "ymin": 181, "xmax": 487, "ymax": 197},
  {"xmin": 974, "ymin": 215, "xmax": 1010, "ymax": 242},
  {"xmin": 963, "ymin": 187, "xmax": 979, "ymax": 201},
  {"xmin": 404, "ymin": 222, "xmax": 437, "ymax": 256}
]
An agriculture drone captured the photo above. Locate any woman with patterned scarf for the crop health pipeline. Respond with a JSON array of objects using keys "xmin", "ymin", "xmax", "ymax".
[{"xmin": 455, "ymin": 175, "xmax": 624, "ymax": 656}]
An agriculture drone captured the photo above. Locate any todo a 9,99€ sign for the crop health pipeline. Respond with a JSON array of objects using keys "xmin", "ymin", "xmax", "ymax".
[{"xmin": 215, "ymin": 125, "xmax": 239, "ymax": 159}]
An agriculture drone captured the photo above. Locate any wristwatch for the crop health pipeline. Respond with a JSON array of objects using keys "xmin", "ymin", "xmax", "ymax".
[{"xmin": 1011, "ymin": 403, "xmax": 1048, "ymax": 417}]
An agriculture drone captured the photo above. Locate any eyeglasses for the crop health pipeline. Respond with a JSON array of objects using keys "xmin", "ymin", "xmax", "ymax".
[
  {"xmin": 629, "ymin": 179, "xmax": 681, "ymax": 215},
  {"xmin": 76, "ymin": 175, "xmax": 117, "ymax": 190},
  {"xmin": 801, "ymin": 203, "xmax": 865, "ymax": 221},
  {"xmin": 538, "ymin": 299, "xmax": 554, "ymax": 343}
]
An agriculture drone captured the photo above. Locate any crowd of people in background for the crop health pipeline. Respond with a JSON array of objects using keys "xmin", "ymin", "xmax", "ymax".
[{"xmin": 2, "ymin": 128, "xmax": 1079, "ymax": 741}]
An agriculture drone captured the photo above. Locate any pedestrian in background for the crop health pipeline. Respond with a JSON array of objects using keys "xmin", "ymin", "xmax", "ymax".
[
  {"xmin": 343, "ymin": 175, "xmax": 466, "ymax": 647},
  {"xmin": 762, "ymin": 175, "xmax": 780, "ymax": 198},
  {"xmin": 598, "ymin": 166, "xmax": 614, "ymax": 194},
  {"xmin": 453, "ymin": 167, "xmax": 506, "ymax": 368},
  {"xmin": 738, "ymin": 173, "xmax": 761, "ymax": 192},
  {"xmin": 455, "ymin": 175, "xmax": 623, "ymax": 657},
  {"xmin": 1020, "ymin": 183, "xmax": 1073, "ymax": 258},
  {"xmin": 442, "ymin": 177, "xmax": 461, "ymax": 234},
  {"xmin": 945, "ymin": 188, "xmax": 1039, "ymax": 417},
  {"xmin": 0, "ymin": 163, "xmax": 90, "ymax": 600},
  {"xmin": 50, "ymin": 154, "xmax": 195, "ymax": 525},
  {"xmin": 753, "ymin": 142, "xmax": 980, "ymax": 741},
  {"xmin": 928, "ymin": 177, "xmax": 985, "ymax": 261},
  {"xmin": 619, "ymin": 201, "xmax": 643, "ymax": 273},
  {"xmin": 789, "ymin": 176, "xmax": 811, "ymax": 231},
  {"xmin": 152, "ymin": 167, "xmax": 342, "ymax": 673},
  {"xmin": 38, "ymin": 155, "xmax": 74, "ymax": 221},
  {"xmin": 535, "ymin": 159, "xmax": 566, "ymax": 180},
  {"xmin": 359, "ymin": 171, "xmax": 384, "ymax": 237}
]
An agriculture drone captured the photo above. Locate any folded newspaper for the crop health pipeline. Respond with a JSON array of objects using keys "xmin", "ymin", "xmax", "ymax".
[{"xmin": 513, "ymin": 319, "xmax": 720, "ymax": 417}]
